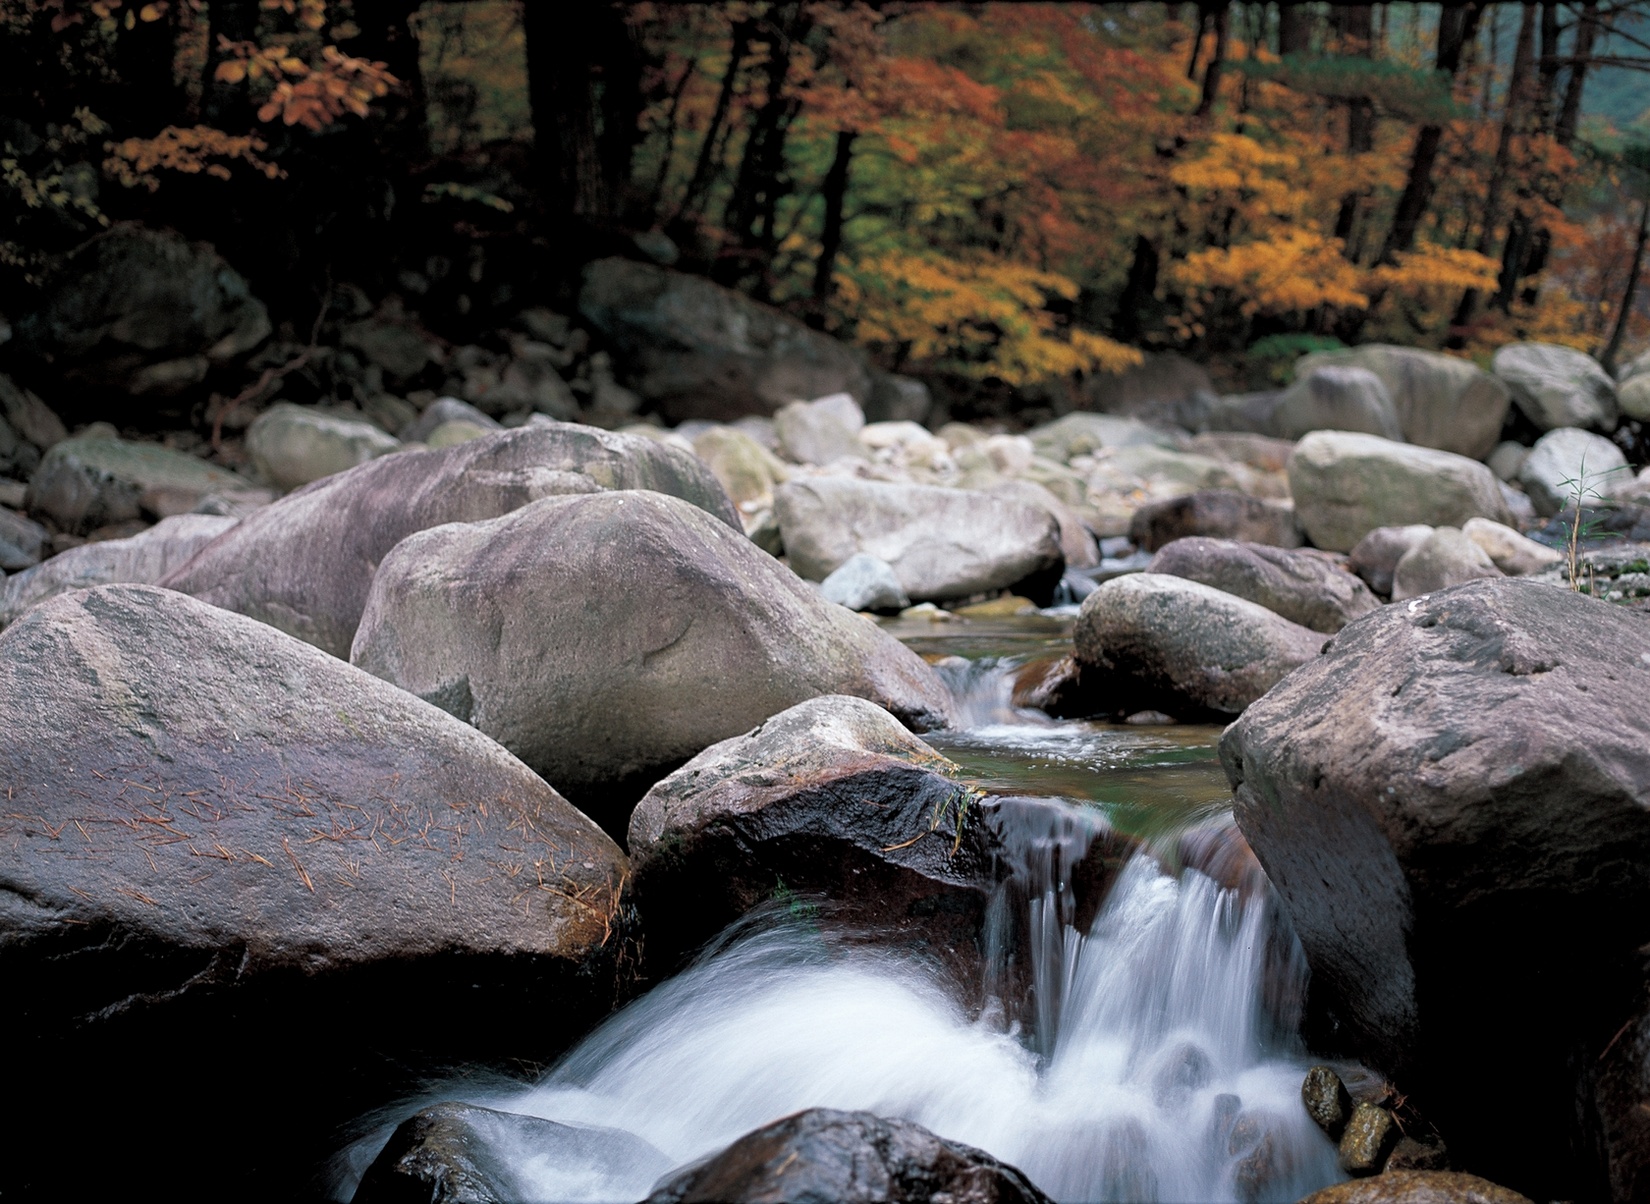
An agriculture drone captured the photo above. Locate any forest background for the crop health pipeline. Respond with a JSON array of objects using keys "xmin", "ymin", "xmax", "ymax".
[{"xmin": 4, "ymin": 0, "xmax": 1650, "ymax": 406}]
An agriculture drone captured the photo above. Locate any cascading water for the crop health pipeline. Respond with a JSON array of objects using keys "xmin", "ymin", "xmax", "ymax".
[{"xmin": 334, "ymin": 628, "xmax": 1342, "ymax": 1203}]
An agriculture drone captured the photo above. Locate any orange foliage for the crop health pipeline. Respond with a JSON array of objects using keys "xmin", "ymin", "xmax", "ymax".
[{"xmin": 215, "ymin": 40, "xmax": 397, "ymax": 131}]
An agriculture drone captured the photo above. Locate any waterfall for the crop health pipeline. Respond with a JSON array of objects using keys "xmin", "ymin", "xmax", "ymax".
[{"xmin": 336, "ymin": 808, "xmax": 1340, "ymax": 1203}]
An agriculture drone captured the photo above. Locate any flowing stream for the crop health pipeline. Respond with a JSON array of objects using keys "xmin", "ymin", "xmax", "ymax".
[{"xmin": 336, "ymin": 614, "xmax": 1342, "ymax": 1203}]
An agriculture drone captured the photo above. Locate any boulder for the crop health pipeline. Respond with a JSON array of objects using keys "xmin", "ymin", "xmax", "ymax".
[
  {"xmin": 161, "ymin": 423, "xmax": 738, "ymax": 658},
  {"xmin": 820, "ymin": 553, "xmax": 910, "ymax": 612},
  {"xmin": 1491, "ymin": 342, "xmax": 1618, "ymax": 431},
  {"xmin": 0, "ymin": 411, "xmax": 38, "ymax": 480},
  {"xmin": 578, "ymin": 258, "xmax": 871, "ymax": 421},
  {"xmin": 774, "ymin": 478, "xmax": 1063, "ymax": 604},
  {"xmin": 774, "ymin": 392, "xmax": 867, "ymax": 465},
  {"xmin": 1620, "ymin": 375, "xmax": 1650, "ymax": 422},
  {"xmin": 350, "ymin": 492, "xmax": 955, "ymax": 825},
  {"xmin": 27, "ymin": 433, "xmax": 264, "ymax": 533},
  {"xmin": 245, "ymin": 403, "xmax": 402, "ymax": 492},
  {"xmin": 643, "ymin": 1109, "xmax": 1052, "ymax": 1204},
  {"xmin": 1390, "ymin": 527, "xmax": 1503, "ymax": 600},
  {"xmin": 353, "ymin": 1103, "xmax": 671, "ymax": 1204},
  {"xmin": 1148, "ymin": 538, "xmax": 1379, "ymax": 632},
  {"xmin": 985, "ymin": 479, "xmax": 1100, "ymax": 568},
  {"xmin": 1288, "ymin": 431, "xmax": 1511, "ymax": 552},
  {"xmin": 1221, "ymin": 579, "xmax": 1650, "ymax": 1197},
  {"xmin": 691, "ymin": 425, "xmax": 790, "ymax": 512},
  {"xmin": 1516, "ymin": 426, "xmax": 1630, "ymax": 517},
  {"xmin": 1299, "ymin": 1172, "xmax": 1532, "ymax": 1204},
  {"xmin": 627, "ymin": 694, "xmax": 1002, "ymax": 968},
  {"xmin": 1297, "ymin": 345, "xmax": 1511, "ymax": 459},
  {"xmin": 1127, "ymin": 490, "xmax": 1302, "ymax": 552},
  {"xmin": 1073, "ymin": 573, "xmax": 1325, "ymax": 716},
  {"xmin": 1460, "ymin": 517, "xmax": 1561, "ymax": 577},
  {"xmin": 1348, "ymin": 525, "xmax": 1433, "ymax": 597},
  {"xmin": 0, "ymin": 373, "xmax": 68, "ymax": 450},
  {"xmin": 0, "ymin": 585, "xmax": 627, "ymax": 1200},
  {"xmin": 400, "ymin": 396, "xmax": 500, "ymax": 443},
  {"xmin": 865, "ymin": 372, "xmax": 933, "ymax": 424},
  {"xmin": 0, "ymin": 506, "xmax": 48, "ymax": 572},
  {"xmin": 340, "ymin": 319, "xmax": 438, "ymax": 387},
  {"xmin": 1187, "ymin": 431, "xmax": 1298, "ymax": 473},
  {"xmin": 1485, "ymin": 441, "xmax": 1529, "ymax": 483},
  {"xmin": 1273, "ymin": 365, "xmax": 1404, "ymax": 442},
  {"xmin": 13, "ymin": 225, "xmax": 269, "ymax": 402},
  {"xmin": 0, "ymin": 513, "xmax": 235, "ymax": 626},
  {"xmin": 1027, "ymin": 412, "xmax": 1177, "ymax": 463}
]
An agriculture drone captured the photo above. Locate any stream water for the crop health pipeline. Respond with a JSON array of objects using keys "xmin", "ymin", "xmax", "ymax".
[{"xmin": 335, "ymin": 614, "xmax": 1343, "ymax": 1203}]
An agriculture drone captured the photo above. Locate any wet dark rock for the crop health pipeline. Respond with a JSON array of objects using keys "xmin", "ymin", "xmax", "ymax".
[
  {"xmin": 1151, "ymin": 1041, "xmax": 1213, "ymax": 1109},
  {"xmin": 351, "ymin": 494, "xmax": 954, "ymax": 829},
  {"xmin": 1592, "ymin": 990, "xmax": 1650, "ymax": 1203},
  {"xmin": 28, "ymin": 433, "xmax": 264, "ymax": 533},
  {"xmin": 579, "ymin": 258, "xmax": 871, "ymax": 422},
  {"xmin": 1299, "ymin": 1170, "xmax": 1532, "ymax": 1204},
  {"xmin": 1074, "ymin": 572, "xmax": 1324, "ymax": 717},
  {"xmin": 353, "ymin": 1102, "xmax": 670, "ymax": 1204},
  {"xmin": 1009, "ymin": 653, "xmax": 1110, "ymax": 718},
  {"xmin": 14, "ymin": 225, "xmax": 269, "ymax": 405},
  {"xmin": 0, "ymin": 585, "xmax": 627, "ymax": 1201},
  {"xmin": 162, "ymin": 423, "xmax": 737, "ymax": 657},
  {"xmin": 1149, "ymin": 537, "xmax": 1379, "ymax": 632},
  {"xmin": 627, "ymin": 694, "xmax": 989, "ymax": 972},
  {"xmin": 1303, "ymin": 1065, "xmax": 1354, "ymax": 1140},
  {"xmin": 1348, "ymin": 524, "xmax": 1433, "ymax": 597},
  {"xmin": 1127, "ymin": 489, "xmax": 1302, "ymax": 552},
  {"xmin": 1339, "ymin": 1102, "xmax": 1399, "ymax": 1175},
  {"xmin": 1222, "ymin": 578, "xmax": 1650, "ymax": 1198},
  {"xmin": 1386, "ymin": 1136, "xmax": 1450, "ymax": 1171},
  {"xmin": 642, "ymin": 1108, "xmax": 1053, "ymax": 1204}
]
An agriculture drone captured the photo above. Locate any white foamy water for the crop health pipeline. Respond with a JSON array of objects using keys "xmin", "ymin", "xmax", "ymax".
[{"xmin": 337, "ymin": 827, "xmax": 1340, "ymax": 1202}]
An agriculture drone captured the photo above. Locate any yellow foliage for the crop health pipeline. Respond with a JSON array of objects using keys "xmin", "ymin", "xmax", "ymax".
[
  {"xmin": 838, "ymin": 250, "xmax": 1140, "ymax": 384},
  {"xmin": 1174, "ymin": 229, "xmax": 1369, "ymax": 317},
  {"xmin": 1371, "ymin": 245, "xmax": 1500, "ymax": 296},
  {"xmin": 104, "ymin": 126, "xmax": 281, "ymax": 190}
]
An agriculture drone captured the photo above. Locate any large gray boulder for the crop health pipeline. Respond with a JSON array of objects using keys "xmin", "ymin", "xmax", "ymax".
[
  {"xmin": 644, "ymin": 1109, "xmax": 1052, "ymax": 1204},
  {"xmin": 579, "ymin": 258, "xmax": 871, "ymax": 422},
  {"xmin": 628, "ymin": 694, "xmax": 990, "ymax": 969},
  {"xmin": 0, "ymin": 513, "xmax": 235, "ymax": 626},
  {"xmin": 820, "ymin": 552, "xmax": 909, "ymax": 612},
  {"xmin": 161, "ymin": 423, "xmax": 738, "ymax": 658},
  {"xmin": 0, "ymin": 584, "xmax": 627, "ymax": 1199},
  {"xmin": 245, "ymin": 402, "xmax": 402, "ymax": 492},
  {"xmin": 1516, "ymin": 426, "xmax": 1630, "ymax": 517},
  {"xmin": 1491, "ymin": 342, "xmax": 1618, "ymax": 431},
  {"xmin": 1128, "ymin": 489, "xmax": 1301, "ymax": 551},
  {"xmin": 1461, "ymin": 517, "xmax": 1561, "ymax": 577},
  {"xmin": 14, "ymin": 225, "xmax": 269, "ymax": 400},
  {"xmin": 1074, "ymin": 573, "xmax": 1325, "ymax": 716},
  {"xmin": 27, "ymin": 433, "xmax": 263, "ymax": 533},
  {"xmin": 1221, "ymin": 579, "xmax": 1650, "ymax": 1198},
  {"xmin": 773, "ymin": 392, "xmax": 866, "ymax": 465},
  {"xmin": 1273, "ymin": 365, "xmax": 1404, "ymax": 442},
  {"xmin": 1389, "ymin": 526, "xmax": 1503, "ymax": 600},
  {"xmin": 1148, "ymin": 537, "xmax": 1379, "ymax": 632},
  {"xmin": 1297, "ymin": 345, "xmax": 1511, "ymax": 459},
  {"xmin": 350, "ymin": 492, "xmax": 955, "ymax": 825},
  {"xmin": 1288, "ymin": 431, "xmax": 1511, "ymax": 552},
  {"xmin": 774, "ymin": 478, "xmax": 1063, "ymax": 603}
]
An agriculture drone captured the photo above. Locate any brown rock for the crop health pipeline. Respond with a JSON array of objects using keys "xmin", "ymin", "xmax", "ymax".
[{"xmin": 1299, "ymin": 1171, "xmax": 1531, "ymax": 1204}]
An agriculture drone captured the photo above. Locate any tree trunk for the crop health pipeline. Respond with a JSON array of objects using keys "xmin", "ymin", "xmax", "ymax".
[
  {"xmin": 1556, "ymin": 0, "xmax": 1599, "ymax": 148},
  {"xmin": 1601, "ymin": 198, "xmax": 1650, "ymax": 375},
  {"xmin": 342, "ymin": 0, "xmax": 430, "ymax": 164},
  {"xmin": 524, "ymin": 0, "xmax": 643, "ymax": 226},
  {"xmin": 674, "ymin": 20, "xmax": 752, "ymax": 227},
  {"xmin": 203, "ymin": 0, "xmax": 260, "ymax": 130},
  {"xmin": 113, "ymin": 3, "xmax": 182, "ymax": 137},
  {"xmin": 1535, "ymin": 0, "xmax": 1561, "ymax": 133},
  {"xmin": 1376, "ymin": 1, "xmax": 1484, "ymax": 264},
  {"xmin": 1112, "ymin": 234, "xmax": 1160, "ymax": 343},
  {"xmin": 1194, "ymin": 3, "xmax": 1230, "ymax": 117},
  {"xmin": 1455, "ymin": 0, "xmax": 1536, "ymax": 327},
  {"xmin": 1277, "ymin": 0, "xmax": 1309, "ymax": 56},
  {"xmin": 1333, "ymin": 5, "xmax": 1375, "ymax": 252},
  {"xmin": 720, "ymin": 3, "xmax": 811, "ymax": 294},
  {"xmin": 811, "ymin": 130, "xmax": 856, "ymax": 305}
]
